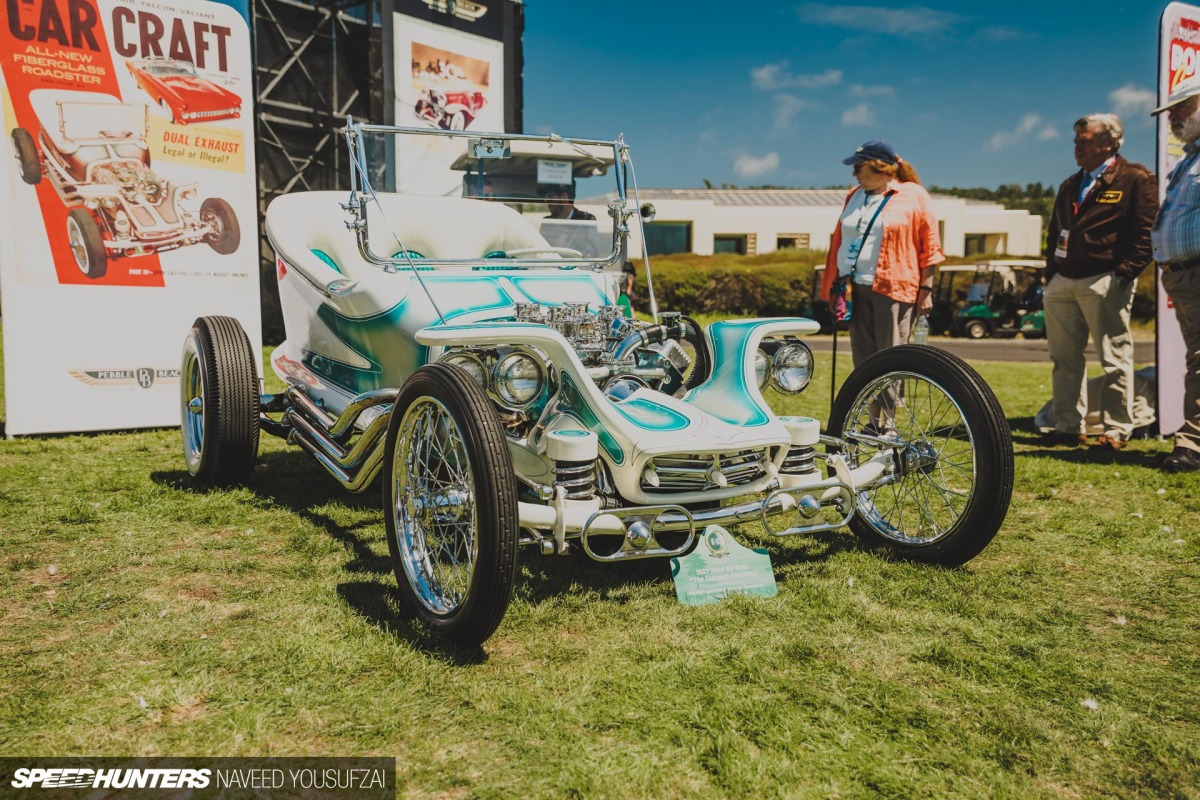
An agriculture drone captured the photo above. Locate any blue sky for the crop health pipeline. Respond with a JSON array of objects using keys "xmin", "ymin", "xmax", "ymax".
[{"xmin": 522, "ymin": 1, "xmax": 1164, "ymax": 190}]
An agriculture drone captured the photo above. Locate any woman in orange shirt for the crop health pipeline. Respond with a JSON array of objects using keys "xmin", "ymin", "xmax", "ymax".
[{"xmin": 820, "ymin": 139, "xmax": 944, "ymax": 366}]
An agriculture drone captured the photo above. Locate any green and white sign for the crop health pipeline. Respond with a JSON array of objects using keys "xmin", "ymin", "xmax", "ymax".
[{"xmin": 670, "ymin": 525, "xmax": 778, "ymax": 606}]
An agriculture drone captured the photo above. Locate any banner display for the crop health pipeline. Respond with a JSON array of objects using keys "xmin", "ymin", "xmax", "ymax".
[
  {"xmin": 1157, "ymin": 2, "xmax": 1199, "ymax": 436},
  {"xmin": 0, "ymin": 0, "xmax": 261, "ymax": 436},
  {"xmin": 393, "ymin": 12, "xmax": 505, "ymax": 195}
]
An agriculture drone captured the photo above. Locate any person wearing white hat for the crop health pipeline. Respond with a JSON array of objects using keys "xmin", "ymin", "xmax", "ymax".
[
  {"xmin": 1150, "ymin": 75, "xmax": 1200, "ymax": 472},
  {"xmin": 1042, "ymin": 114, "xmax": 1157, "ymax": 450}
]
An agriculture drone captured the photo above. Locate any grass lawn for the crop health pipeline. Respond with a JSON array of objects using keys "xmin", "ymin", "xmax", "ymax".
[{"xmin": 1, "ymin": 326, "xmax": 1197, "ymax": 798}]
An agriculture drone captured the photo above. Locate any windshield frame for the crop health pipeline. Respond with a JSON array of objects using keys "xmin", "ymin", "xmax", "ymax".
[{"xmin": 341, "ymin": 119, "xmax": 630, "ymax": 271}]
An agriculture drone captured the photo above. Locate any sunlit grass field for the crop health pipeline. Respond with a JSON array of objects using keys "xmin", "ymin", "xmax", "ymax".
[{"xmin": 1, "ymin": 326, "xmax": 1197, "ymax": 798}]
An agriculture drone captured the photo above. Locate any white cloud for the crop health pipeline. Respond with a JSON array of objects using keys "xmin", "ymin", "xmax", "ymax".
[
  {"xmin": 985, "ymin": 113, "xmax": 1057, "ymax": 151},
  {"xmin": 841, "ymin": 103, "xmax": 875, "ymax": 127},
  {"xmin": 976, "ymin": 25, "xmax": 1027, "ymax": 41},
  {"xmin": 773, "ymin": 95, "xmax": 814, "ymax": 134},
  {"xmin": 1109, "ymin": 84, "xmax": 1156, "ymax": 119},
  {"xmin": 751, "ymin": 62, "xmax": 842, "ymax": 91},
  {"xmin": 733, "ymin": 152, "xmax": 781, "ymax": 178},
  {"xmin": 850, "ymin": 83, "xmax": 895, "ymax": 98},
  {"xmin": 798, "ymin": 3, "xmax": 963, "ymax": 38}
]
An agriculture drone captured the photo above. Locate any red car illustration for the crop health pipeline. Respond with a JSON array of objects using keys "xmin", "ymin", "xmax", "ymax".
[{"xmin": 125, "ymin": 57, "xmax": 242, "ymax": 126}]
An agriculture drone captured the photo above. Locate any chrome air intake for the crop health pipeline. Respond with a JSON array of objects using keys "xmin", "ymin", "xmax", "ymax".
[{"xmin": 641, "ymin": 449, "xmax": 770, "ymax": 493}]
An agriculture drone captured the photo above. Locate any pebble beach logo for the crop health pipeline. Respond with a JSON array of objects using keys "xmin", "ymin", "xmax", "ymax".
[{"xmin": 10, "ymin": 768, "xmax": 211, "ymax": 789}]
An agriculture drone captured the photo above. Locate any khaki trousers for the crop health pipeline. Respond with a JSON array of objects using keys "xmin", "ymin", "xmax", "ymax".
[
  {"xmin": 1161, "ymin": 266, "xmax": 1200, "ymax": 453},
  {"xmin": 1044, "ymin": 271, "xmax": 1136, "ymax": 438},
  {"xmin": 849, "ymin": 283, "xmax": 915, "ymax": 367}
]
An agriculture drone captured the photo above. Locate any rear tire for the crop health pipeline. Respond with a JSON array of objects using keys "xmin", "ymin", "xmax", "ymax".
[
  {"xmin": 828, "ymin": 345, "xmax": 1013, "ymax": 566},
  {"xmin": 180, "ymin": 316, "xmax": 260, "ymax": 489},
  {"xmin": 201, "ymin": 197, "xmax": 240, "ymax": 255},
  {"xmin": 11, "ymin": 128, "xmax": 40, "ymax": 185},
  {"xmin": 384, "ymin": 364, "xmax": 519, "ymax": 647},
  {"xmin": 67, "ymin": 208, "xmax": 107, "ymax": 279}
]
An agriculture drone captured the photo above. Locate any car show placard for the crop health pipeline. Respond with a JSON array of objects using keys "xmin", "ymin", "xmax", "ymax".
[
  {"xmin": 1158, "ymin": 2, "xmax": 1199, "ymax": 438},
  {"xmin": 0, "ymin": 0, "xmax": 260, "ymax": 436}
]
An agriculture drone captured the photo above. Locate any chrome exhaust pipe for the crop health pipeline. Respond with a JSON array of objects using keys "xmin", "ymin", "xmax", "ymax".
[{"xmin": 285, "ymin": 387, "xmax": 397, "ymax": 492}]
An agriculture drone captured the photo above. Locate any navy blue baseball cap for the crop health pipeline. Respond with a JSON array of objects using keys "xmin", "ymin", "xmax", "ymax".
[{"xmin": 842, "ymin": 139, "xmax": 899, "ymax": 166}]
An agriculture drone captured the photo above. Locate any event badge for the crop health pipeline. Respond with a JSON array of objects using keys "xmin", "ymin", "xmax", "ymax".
[
  {"xmin": 670, "ymin": 525, "xmax": 777, "ymax": 606},
  {"xmin": 1054, "ymin": 229, "xmax": 1069, "ymax": 260}
]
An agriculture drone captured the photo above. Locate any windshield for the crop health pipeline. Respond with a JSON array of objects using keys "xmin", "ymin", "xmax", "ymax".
[
  {"xmin": 346, "ymin": 123, "xmax": 625, "ymax": 266},
  {"xmin": 60, "ymin": 101, "xmax": 146, "ymax": 141},
  {"xmin": 144, "ymin": 61, "xmax": 197, "ymax": 77}
]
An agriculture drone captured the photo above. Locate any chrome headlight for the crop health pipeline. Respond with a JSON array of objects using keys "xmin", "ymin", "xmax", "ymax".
[
  {"xmin": 493, "ymin": 352, "xmax": 544, "ymax": 407},
  {"xmin": 440, "ymin": 351, "xmax": 487, "ymax": 388},
  {"xmin": 754, "ymin": 348, "xmax": 770, "ymax": 390},
  {"xmin": 771, "ymin": 342, "xmax": 814, "ymax": 394}
]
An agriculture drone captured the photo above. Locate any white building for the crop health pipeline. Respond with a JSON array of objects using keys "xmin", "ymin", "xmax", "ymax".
[{"xmin": 579, "ymin": 188, "xmax": 1044, "ymax": 259}]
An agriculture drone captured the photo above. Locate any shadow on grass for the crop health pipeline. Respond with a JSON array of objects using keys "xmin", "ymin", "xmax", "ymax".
[
  {"xmin": 153, "ymin": 448, "xmax": 864, "ymax": 655},
  {"xmin": 335, "ymin": 580, "xmax": 487, "ymax": 665},
  {"xmin": 1010, "ymin": 415, "xmax": 1169, "ymax": 468}
]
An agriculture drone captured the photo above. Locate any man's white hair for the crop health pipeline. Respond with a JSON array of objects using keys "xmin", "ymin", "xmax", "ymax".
[{"xmin": 1075, "ymin": 113, "xmax": 1125, "ymax": 150}]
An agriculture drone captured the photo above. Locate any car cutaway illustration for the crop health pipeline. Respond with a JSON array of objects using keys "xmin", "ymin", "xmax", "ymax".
[
  {"xmin": 125, "ymin": 57, "xmax": 243, "ymax": 126},
  {"xmin": 180, "ymin": 122, "xmax": 1014, "ymax": 647},
  {"xmin": 12, "ymin": 90, "xmax": 241, "ymax": 279}
]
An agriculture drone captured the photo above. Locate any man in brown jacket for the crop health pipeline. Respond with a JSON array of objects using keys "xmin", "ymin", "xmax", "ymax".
[{"xmin": 1043, "ymin": 113, "xmax": 1158, "ymax": 449}]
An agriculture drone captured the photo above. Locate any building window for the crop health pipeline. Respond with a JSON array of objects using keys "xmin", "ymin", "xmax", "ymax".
[
  {"xmin": 714, "ymin": 235, "xmax": 748, "ymax": 255},
  {"xmin": 777, "ymin": 234, "xmax": 810, "ymax": 250},
  {"xmin": 645, "ymin": 222, "xmax": 692, "ymax": 256},
  {"xmin": 964, "ymin": 233, "xmax": 1008, "ymax": 257}
]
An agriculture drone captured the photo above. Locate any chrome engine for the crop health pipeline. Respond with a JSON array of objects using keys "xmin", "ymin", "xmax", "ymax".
[{"xmin": 92, "ymin": 162, "xmax": 164, "ymax": 205}]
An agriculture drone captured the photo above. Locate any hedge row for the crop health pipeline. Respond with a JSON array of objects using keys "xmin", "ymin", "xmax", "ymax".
[{"xmin": 631, "ymin": 251, "xmax": 1159, "ymax": 323}]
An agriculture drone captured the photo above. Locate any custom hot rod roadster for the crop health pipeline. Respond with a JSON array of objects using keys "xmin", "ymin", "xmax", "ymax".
[{"xmin": 181, "ymin": 122, "xmax": 1014, "ymax": 647}]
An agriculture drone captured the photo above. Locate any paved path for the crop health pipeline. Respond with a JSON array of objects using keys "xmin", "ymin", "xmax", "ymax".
[{"xmin": 802, "ymin": 334, "xmax": 1156, "ymax": 364}]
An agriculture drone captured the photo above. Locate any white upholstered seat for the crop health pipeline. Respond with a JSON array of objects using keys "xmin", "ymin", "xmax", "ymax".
[{"xmin": 265, "ymin": 191, "xmax": 554, "ymax": 281}]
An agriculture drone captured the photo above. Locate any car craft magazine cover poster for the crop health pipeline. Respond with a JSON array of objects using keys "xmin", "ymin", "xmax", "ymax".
[{"xmin": 0, "ymin": 0, "xmax": 260, "ymax": 436}]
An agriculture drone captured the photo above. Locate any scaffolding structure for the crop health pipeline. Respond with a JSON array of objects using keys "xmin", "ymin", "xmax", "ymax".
[{"xmin": 252, "ymin": 0, "xmax": 381, "ymax": 339}]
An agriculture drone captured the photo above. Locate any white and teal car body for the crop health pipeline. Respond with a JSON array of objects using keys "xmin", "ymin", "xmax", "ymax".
[{"xmin": 180, "ymin": 122, "xmax": 1014, "ymax": 647}]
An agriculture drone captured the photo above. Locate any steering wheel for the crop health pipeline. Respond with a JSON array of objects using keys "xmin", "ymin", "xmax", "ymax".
[{"xmin": 503, "ymin": 246, "xmax": 583, "ymax": 259}]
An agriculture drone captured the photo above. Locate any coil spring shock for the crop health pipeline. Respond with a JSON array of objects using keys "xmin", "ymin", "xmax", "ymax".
[
  {"xmin": 553, "ymin": 459, "xmax": 596, "ymax": 499},
  {"xmin": 779, "ymin": 445, "xmax": 816, "ymax": 474}
]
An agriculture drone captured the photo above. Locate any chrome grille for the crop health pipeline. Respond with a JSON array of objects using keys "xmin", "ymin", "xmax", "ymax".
[{"xmin": 642, "ymin": 449, "xmax": 769, "ymax": 493}]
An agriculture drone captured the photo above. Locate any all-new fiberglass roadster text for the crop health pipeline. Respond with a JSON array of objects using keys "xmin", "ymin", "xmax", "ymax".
[{"xmin": 180, "ymin": 122, "xmax": 1014, "ymax": 647}]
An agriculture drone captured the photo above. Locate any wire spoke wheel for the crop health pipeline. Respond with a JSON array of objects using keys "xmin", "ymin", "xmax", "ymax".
[
  {"xmin": 384, "ymin": 364, "xmax": 518, "ymax": 647},
  {"xmin": 829, "ymin": 345, "xmax": 1012, "ymax": 566},
  {"xmin": 394, "ymin": 397, "xmax": 478, "ymax": 615}
]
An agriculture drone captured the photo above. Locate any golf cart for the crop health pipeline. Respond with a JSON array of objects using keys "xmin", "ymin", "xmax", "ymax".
[{"xmin": 946, "ymin": 260, "xmax": 1045, "ymax": 339}]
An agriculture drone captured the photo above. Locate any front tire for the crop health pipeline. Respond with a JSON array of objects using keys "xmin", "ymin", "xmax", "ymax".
[
  {"xmin": 384, "ymin": 364, "xmax": 519, "ymax": 647},
  {"xmin": 66, "ymin": 208, "xmax": 107, "ymax": 279},
  {"xmin": 828, "ymin": 345, "xmax": 1013, "ymax": 566},
  {"xmin": 11, "ymin": 128, "xmax": 40, "ymax": 185},
  {"xmin": 964, "ymin": 320, "xmax": 989, "ymax": 339},
  {"xmin": 180, "ymin": 316, "xmax": 260, "ymax": 489},
  {"xmin": 200, "ymin": 197, "xmax": 240, "ymax": 255}
]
